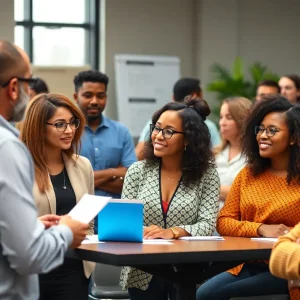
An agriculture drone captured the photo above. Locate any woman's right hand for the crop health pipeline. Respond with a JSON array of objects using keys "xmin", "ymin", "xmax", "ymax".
[
  {"xmin": 39, "ymin": 214, "xmax": 61, "ymax": 228},
  {"xmin": 257, "ymin": 224, "xmax": 290, "ymax": 237}
]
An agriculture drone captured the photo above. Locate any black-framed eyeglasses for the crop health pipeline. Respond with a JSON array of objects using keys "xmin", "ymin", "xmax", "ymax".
[
  {"xmin": 150, "ymin": 124, "xmax": 185, "ymax": 139},
  {"xmin": 46, "ymin": 119, "xmax": 80, "ymax": 132},
  {"xmin": 1, "ymin": 76, "xmax": 38, "ymax": 88},
  {"xmin": 254, "ymin": 126, "xmax": 284, "ymax": 137}
]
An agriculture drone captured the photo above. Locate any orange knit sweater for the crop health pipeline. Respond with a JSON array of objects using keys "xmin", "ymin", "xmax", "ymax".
[{"xmin": 217, "ymin": 166, "xmax": 300, "ymax": 299}]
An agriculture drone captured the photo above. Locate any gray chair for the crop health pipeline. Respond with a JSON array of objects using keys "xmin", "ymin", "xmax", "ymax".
[
  {"xmin": 89, "ymin": 263, "xmax": 129, "ymax": 300},
  {"xmin": 230, "ymin": 295, "xmax": 289, "ymax": 300}
]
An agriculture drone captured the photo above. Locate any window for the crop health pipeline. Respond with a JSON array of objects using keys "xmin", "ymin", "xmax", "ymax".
[{"xmin": 14, "ymin": 0, "xmax": 99, "ymax": 68}]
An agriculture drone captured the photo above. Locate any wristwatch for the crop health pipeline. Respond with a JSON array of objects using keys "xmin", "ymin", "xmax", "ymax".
[{"xmin": 170, "ymin": 227, "xmax": 180, "ymax": 239}]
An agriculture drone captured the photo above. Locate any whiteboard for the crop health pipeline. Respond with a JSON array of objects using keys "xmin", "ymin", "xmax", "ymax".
[{"xmin": 114, "ymin": 54, "xmax": 181, "ymax": 137}]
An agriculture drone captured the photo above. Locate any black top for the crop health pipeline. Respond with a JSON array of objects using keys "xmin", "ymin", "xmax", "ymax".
[
  {"xmin": 50, "ymin": 167, "xmax": 76, "ymax": 215},
  {"xmin": 39, "ymin": 167, "xmax": 82, "ymax": 287}
]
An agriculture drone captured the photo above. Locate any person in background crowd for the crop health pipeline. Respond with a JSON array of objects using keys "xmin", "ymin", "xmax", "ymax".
[
  {"xmin": 121, "ymin": 96, "xmax": 220, "ymax": 300},
  {"xmin": 29, "ymin": 77, "xmax": 49, "ymax": 98},
  {"xmin": 20, "ymin": 93, "xmax": 95, "ymax": 300},
  {"xmin": 135, "ymin": 77, "xmax": 220, "ymax": 160},
  {"xmin": 214, "ymin": 97, "xmax": 252, "ymax": 206},
  {"xmin": 196, "ymin": 96, "xmax": 300, "ymax": 300},
  {"xmin": 279, "ymin": 74, "xmax": 300, "ymax": 104},
  {"xmin": 0, "ymin": 39, "xmax": 88, "ymax": 300},
  {"xmin": 256, "ymin": 80, "xmax": 280, "ymax": 101}
]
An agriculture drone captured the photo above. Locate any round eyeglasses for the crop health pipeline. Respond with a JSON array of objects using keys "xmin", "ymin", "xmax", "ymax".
[
  {"xmin": 254, "ymin": 126, "xmax": 284, "ymax": 137},
  {"xmin": 46, "ymin": 119, "xmax": 80, "ymax": 132},
  {"xmin": 150, "ymin": 124, "xmax": 184, "ymax": 139}
]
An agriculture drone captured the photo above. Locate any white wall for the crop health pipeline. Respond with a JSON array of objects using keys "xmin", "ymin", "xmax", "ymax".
[
  {"xmin": 239, "ymin": 0, "xmax": 300, "ymax": 75},
  {"xmin": 3, "ymin": 0, "xmax": 300, "ymax": 122},
  {"xmin": 0, "ymin": 0, "xmax": 14, "ymax": 42},
  {"xmin": 196, "ymin": 0, "xmax": 300, "ymax": 115},
  {"xmin": 104, "ymin": 0, "xmax": 197, "ymax": 119},
  {"xmin": 196, "ymin": 0, "xmax": 239, "ymax": 116}
]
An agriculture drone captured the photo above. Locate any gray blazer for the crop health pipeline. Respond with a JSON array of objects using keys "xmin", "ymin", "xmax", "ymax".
[{"xmin": 120, "ymin": 160, "xmax": 220, "ymax": 290}]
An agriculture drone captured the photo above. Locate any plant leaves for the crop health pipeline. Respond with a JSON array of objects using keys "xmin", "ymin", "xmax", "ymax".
[
  {"xmin": 232, "ymin": 57, "xmax": 244, "ymax": 80},
  {"xmin": 206, "ymin": 58, "xmax": 279, "ymax": 117}
]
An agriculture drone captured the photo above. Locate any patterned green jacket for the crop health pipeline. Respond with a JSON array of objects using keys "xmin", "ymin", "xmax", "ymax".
[{"xmin": 120, "ymin": 160, "xmax": 220, "ymax": 291}]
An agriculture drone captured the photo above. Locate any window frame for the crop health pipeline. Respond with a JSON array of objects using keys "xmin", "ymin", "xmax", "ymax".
[{"xmin": 15, "ymin": 0, "xmax": 100, "ymax": 69}]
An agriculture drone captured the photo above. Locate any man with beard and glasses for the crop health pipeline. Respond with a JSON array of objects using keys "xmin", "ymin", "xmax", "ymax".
[
  {"xmin": 0, "ymin": 40, "xmax": 89, "ymax": 300},
  {"xmin": 73, "ymin": 70, "xmax": 136, "ymax": 233}
]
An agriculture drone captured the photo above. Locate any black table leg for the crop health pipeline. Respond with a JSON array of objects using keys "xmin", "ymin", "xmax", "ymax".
[{"xmin": 175, "ymin": 283, "xmax": 196, "ymax": 300}]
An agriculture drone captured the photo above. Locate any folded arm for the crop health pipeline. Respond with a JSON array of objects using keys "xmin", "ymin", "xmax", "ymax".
[{"xmin": 94, "ymin": 166, "xmax": 127, "ymax": 194}]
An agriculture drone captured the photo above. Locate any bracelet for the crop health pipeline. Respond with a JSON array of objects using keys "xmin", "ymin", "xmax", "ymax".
[{"xmin": 111, "ymin": 168, "xmax": 116, "ymax": 180}]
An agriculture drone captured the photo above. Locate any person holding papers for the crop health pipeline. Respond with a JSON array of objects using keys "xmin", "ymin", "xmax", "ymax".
[
  {"xmin": 120, "ymin": 96, "xmax": 220, "ymax": 300},
  {"xmin": 20, "ymin": 93, "xmax": 95, "ymax": 300},
  {"xmin": 196, "ymin": 95, "xmax": 300, "ymax": 300},
  {"xmin": 0, "ymin": 40, "xmax": 88, "ymax": 300}
]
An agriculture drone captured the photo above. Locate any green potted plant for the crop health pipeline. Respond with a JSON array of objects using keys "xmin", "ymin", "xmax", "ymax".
[{"xmin": 206, "ymin": 57, "xmax": 279, "ymax": 118}]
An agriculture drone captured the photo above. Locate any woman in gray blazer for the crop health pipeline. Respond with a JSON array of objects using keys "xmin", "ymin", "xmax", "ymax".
[{"xmin": 120, "ymin": 96, "xmax": 220, "ymax": 300}]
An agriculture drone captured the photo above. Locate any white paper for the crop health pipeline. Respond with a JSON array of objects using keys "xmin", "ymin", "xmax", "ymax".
[
  {"xmin": 143, "ymin": 239, "xmax": 173, "ymax": 245},
  {"xmin": 179, "ymin": 236, "xmax": 225, "ymax": 241},
  {"xmin": 86, "ymin": 235, "xmax": 100, "ymax": 242},
  {"xmin": 81, "ymin": 240, "xmax": 105, "ymax": 244},
  {"xmin": 251, "ymin": 238, "xmax": 278, "ymax": 242},
  {"xmin": 68, "ymin": 194, "xmax": 111, "ymax": 223}
]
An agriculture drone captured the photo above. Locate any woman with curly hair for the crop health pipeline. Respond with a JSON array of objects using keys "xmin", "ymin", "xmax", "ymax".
[
  {"xmin": 120, "ymin": 96, "xmax": 220, "ymax": 300},
  {"xmin": 196, "ymin": 95, "xmax": 300, "ymax": 300}
]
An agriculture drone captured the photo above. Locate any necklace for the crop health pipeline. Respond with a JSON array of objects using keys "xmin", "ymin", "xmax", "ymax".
[
  {"xmin": 50, "ymin": 168, "xmax": 67, "ymax": 189},
  {"xmin": 62, "ymin": 169, "xmax": 67, "ymax": 189}
]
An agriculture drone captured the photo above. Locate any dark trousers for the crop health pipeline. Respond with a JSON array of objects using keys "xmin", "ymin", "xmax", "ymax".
[
  {"xmin": 39, "ymin": 259, "xmax": 89, "ymax": 300},
  {"xmin": 128, "ymin": 276, "xmax": 177, "ymax": 300},
  {"xmin": 196, "ymin": 262, "xmax": 289, "ymax": 300}
]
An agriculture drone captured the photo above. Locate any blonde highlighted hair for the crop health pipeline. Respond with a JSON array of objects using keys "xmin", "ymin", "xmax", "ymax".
[
  {"xmin": 20, "ymin": 93, "xmax": 86, "ymax": 192},
  {"xmin": 214, "ymin": 97, "xmax": 252, "ymax": 155}
]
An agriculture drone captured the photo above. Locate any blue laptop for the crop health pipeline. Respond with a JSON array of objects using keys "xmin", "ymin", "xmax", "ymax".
[{"xmin": 98, "ymin": 199, "xmax": 143, "ymax": 242}]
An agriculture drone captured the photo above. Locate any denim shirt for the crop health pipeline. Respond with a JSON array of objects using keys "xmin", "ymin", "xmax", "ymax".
[{"xmin": 80, "ymin": 115, "xmax": 136, "ymax": 199}]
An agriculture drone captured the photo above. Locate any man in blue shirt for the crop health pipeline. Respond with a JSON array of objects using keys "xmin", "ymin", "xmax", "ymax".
[{"xmin": 73, "ymin": 70, "xmax": 136, "ymax": 201}]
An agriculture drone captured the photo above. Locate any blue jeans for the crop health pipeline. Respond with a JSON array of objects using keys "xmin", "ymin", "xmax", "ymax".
[
  {"xmin": 196, "ymin": 262, "xmax": 288, "ymax": 300},
  {"xmin": 128, "ymin": 276, "xmax": 177, "ymax": 300}
]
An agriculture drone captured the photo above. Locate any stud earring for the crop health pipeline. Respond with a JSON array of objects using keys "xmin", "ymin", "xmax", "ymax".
[{"xmin": 184, "ymin": 145, "xmax": 187, "ymax": 151}]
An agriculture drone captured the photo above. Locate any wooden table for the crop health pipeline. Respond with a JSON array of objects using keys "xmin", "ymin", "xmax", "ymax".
[{"xmin": 70, "ymin": 237, "xmax": 275, "ymax": 300}]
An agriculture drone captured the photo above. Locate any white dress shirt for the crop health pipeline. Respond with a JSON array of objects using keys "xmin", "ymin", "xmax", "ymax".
[{"xmin": 216, "ymin": 146, "xmax": 246, "ymax": 200}]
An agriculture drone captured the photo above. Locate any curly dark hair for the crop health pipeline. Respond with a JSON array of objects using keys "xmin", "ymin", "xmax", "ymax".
[
  {"xmin": 144, "ymin": 96, "xmax": 214, "ymax": 185},
  {"xmin": 73, "ymin": 70, "xmax": 109, "ymax": 92},
  {"xmin": 241, "ymin": 95, "xmax": 300, "ymax": 183}
]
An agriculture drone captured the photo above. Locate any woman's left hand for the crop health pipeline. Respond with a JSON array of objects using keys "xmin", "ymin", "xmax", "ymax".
[{"xmin": 143, "ymin": 225, "xmax": 173, "ymax": 239}]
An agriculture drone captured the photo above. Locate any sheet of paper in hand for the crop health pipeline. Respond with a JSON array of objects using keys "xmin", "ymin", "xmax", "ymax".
[{"xmin": 68, "ymin": 194, "xmax": 111, "ymax": 223}]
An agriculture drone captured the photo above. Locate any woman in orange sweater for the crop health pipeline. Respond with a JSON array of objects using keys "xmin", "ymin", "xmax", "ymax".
[{"xmin": 196, "ymin": 95, "xmax": 300, "ymax": 300}]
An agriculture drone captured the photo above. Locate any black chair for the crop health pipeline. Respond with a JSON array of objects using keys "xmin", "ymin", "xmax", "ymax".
[{"xmin": 89, "ymin": 263, "xmax": 129, "ymax": 300}]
